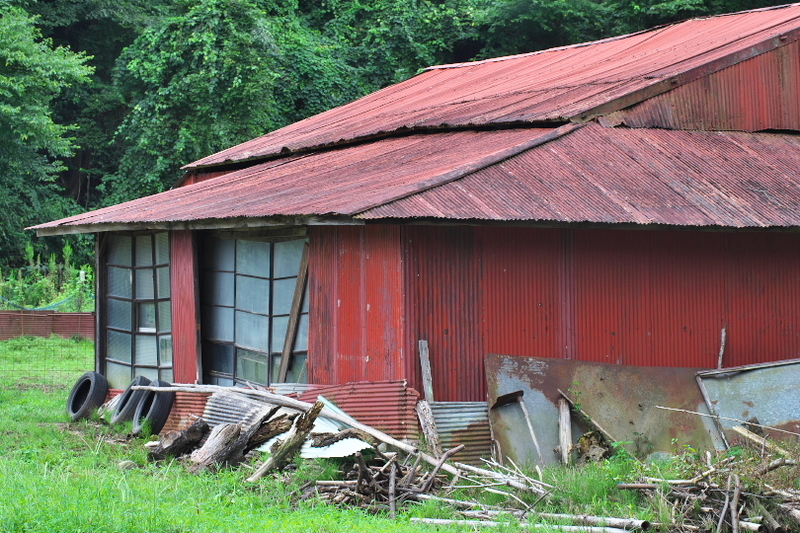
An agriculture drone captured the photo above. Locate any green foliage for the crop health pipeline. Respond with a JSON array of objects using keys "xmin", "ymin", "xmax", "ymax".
[
  {"xmin": 0, "ymin": 243, "xmax": 94, "ymax": 311},
  {"xmin": 0, "ymin": 5, "xmax": 93, "ymax": 267}
]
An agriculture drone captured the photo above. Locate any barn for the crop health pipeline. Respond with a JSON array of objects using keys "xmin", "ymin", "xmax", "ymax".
[{"xmin": 33, "ymin": 5, "xmax": 800, "ymax": 408}]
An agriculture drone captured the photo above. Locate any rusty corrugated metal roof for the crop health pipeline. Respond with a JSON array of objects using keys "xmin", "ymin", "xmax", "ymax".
[
  {"xmin": 185, "ymin": 4, "xmax": 800, "ymax": 170},
  {"xmin": 360, "ymin": 124, "xmax": 800, "ymax": 227},
  {"xmin": 32, "ymin": 124, "xmax": 800, "ymax": 233}
]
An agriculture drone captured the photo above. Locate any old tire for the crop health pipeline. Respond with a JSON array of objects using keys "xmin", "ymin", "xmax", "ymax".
[
  {"xmin": 66, "ymin": 371, "xmax": 109, "ymax": 421},
  {"xmin": 110, "ymin": 375, "xmax": 151, "ymax": 425},
  {"xmin": 132, "ymin": 379, "xmax": 175, "ymax": 436}
]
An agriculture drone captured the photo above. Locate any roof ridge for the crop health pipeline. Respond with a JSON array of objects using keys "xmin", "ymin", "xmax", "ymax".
[
  {"xmin": 353, "ymin": 123, "xmax": 586, "ymax": 217},
  {"xmin": 425, "ymin": 2, "xmax": 800, "ymax": 72}
]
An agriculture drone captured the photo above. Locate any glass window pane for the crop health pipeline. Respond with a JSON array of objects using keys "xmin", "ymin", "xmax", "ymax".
[
  {"xmin": 106, "ymin": 362, "xmax": 132, "ymax": 390},
  {"xmin": 202, "ymin": 305, "xmax": 234, "ymax": 342},
  {"xmin": 136, "ymin": 367, "xmax": 159, "ymax": 381},
  {"xmin": 108, "ymin": 267, "xmax": 132, "ymax": 298},
  {"xmin": 107, "ymin": 330, "xmax": 132, "ymax": 363},
  {"xmin": 108, "ymin": 236, "xmax": 132, "ymax": 266},
  {"xmin": 108, "ymin": 298, "xmax": 132, "ymax": 331},
  {"xmin": 294, "ymin": 313, "xmax": 309, "ymax": 352},
  {"xmin": 159, "ymin": 335, "xmax": 173, "ymax": 366},
  {"xmin": 203, "ymin": 342, "xmax": 234, "ymax": 374},
  {"xmin": 302, "ymin": 283, "xmax": 309, "ymax": 313},
  {"xmin": 154, "ymin": 233, "xmax": 169, "ymax": 265},
  {"xmin": 207, "ymin": 375, "xmax": 235, "ymax": 387},
  {"xmin": 236, "ymin": 348, "xmax": 267, "ymax": 384},
  {"xmin": 203, "ymin": 272, "xmax": 234, "ymax": 306},
  {"xmin": 135, "ymin": 335, "xmax": 158, "ymax": 366},
  {"xmin": 235, "ymin": 311, "xmax": 269, "ymax": 350},
  {"xmin": 273, "ymin": 240, "xmax": 305, "ymax": 278},
  {"xmin": 136, "ymin": 269, "xmax": 155, "ymax": 299},
  {"xmin": 159, "ymin": 368, "xmax": 174, "ymax": 383},
  {"xmin": 205, "ymin": 236, "xmax": 235, "ymax": 271},
  {"xmin": 235, "ymin": 275, "xmax": 270, "ymax": 314},
  {"xmin": 272, "ymin": 277, "xmax": 297, "ymax": 316},
  {"xmin": 283, "ymin": 354, "xmax": 308, "ymax": 384},
  {"xmin": 271, "ymin": 315, "xmax": 288, "ymax": 353},
  {"xmin": 236, "ymin": 240, "xmax": 270, "ymax": 278},
  {"xmin": 157, "ymin": 267, "xmax": 170, "ymax": 299},
  {"xmin": 157, "ymin": 301, "xmax": 171, "ymax": 333},
  {"xmin": 138, "ymin": 302, "xmax": 156, "ymax": 332},
  {"xmin": 270, "ymin": 354, "xmax": 281, "ymax": 384},
  {"xmin": 135, "ymin": 235, "xmax": 153, "ymax": 266}
]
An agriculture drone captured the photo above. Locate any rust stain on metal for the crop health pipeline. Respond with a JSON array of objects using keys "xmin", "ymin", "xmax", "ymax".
[
  {"xmin": 485, "ymin": 353, "xmax": 721, "ymax": 465},
  {"xmin": 429, "ymin": 401, "xmax": 492, "ymax": 465}
]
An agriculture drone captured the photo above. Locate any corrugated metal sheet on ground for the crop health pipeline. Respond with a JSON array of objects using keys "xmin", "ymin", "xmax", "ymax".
[
  {"xmin": 0, "ymin": 311, "xmax": 95, "ymax": 341},
  {"xmin": 184, "ymin": 4, "xmax": 800, "ymax": 168},
  {"xmin": 429, "ymin": 402, "xmax": 492, "ymax": 465},
  {"xmin": 299, "ymin": 380, "xmax": 420, "ymax": 441},
  {"xmin": 161, "ymin": 392, "xmax": 211, "ymax": 434}
]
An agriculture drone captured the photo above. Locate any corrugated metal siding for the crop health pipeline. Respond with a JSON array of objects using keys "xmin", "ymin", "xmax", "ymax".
[
  {"xmin": 429, "ymin": 401, "xmax": 492, "ymax": 465},
  {"xmin": 308, "ymin": 225, "xmax": 405, "ymax": 385},
  {"xmin": 601, "ymin": 41, "xmax": 800, "ymax": 131},
  {"xmin": 299, "ymin": 380, "xmax": 420, "ymax": 440},
  {"xmin": 0, "ymin": 312, "xmax": 95, "ymax": 341},
  {"xmin": 403, "ymin": 226, "xmax": 483, "ymax": 402},
  {"xmin": 170, "ymin": 231, "xmax": 199, "ymax": 384},
  {"xmin": 393, "ymin": 226, "xmax": 800, "ymax": 401},
  {"xmin": 185, "ymin": 5, "xmax": 800, "ymax": 168}
]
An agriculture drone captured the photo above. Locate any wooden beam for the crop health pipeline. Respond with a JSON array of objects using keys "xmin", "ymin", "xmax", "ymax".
[{"xmin": 278, "ymin": 242, "xmax": 310, "ymax": 383}]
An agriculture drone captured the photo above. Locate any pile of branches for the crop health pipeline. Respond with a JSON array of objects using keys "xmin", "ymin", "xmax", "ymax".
[{"xmin": 618, "ymin": 429, "xmax": 800, "ymax": 532}]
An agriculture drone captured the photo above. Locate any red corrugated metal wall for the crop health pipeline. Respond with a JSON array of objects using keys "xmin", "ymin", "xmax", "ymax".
[
  {"xmin": 306, "ymin": 225, "xmax": 800, "ymax": 401},
  {"xmin": 308, "ymin": 225, "xmax": 405, "ymax": 384},
  {"xmin": 604, "ymin": 42, "xmax": 800, "ymax": 131},
  {"xmin": 171, "ymin": 231, "xmax": 200, "ymax": 384}
]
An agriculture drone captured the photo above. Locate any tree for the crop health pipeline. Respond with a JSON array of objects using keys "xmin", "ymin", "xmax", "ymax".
[
  {"xmin": 0, "ymin": 5, "xmax": 93, "ymax": 267},
  {"xmin": 105, "ymin": 0, "xmax": 364, "ymax": 204}
]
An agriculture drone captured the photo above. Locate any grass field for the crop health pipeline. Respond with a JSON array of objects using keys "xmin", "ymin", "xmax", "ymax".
[{"xmin": 4, "ymin": 336, "xmax": 764, "ymax": 533}]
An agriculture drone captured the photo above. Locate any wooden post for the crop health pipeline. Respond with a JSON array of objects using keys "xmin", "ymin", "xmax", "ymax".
[
  {"xmin": 419, "ymin": 340, "xmax": 434, "ymax": 402},
  {"xmin": 278, "ymin": 243, "xmax": 310, "ymax": 383},
  {"xmin": 558, "ymin": 398, "xmax": 572, "ymax": 465}
]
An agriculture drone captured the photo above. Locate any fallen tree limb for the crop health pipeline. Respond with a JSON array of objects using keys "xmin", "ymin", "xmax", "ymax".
[{"xmin": 410, "ymin": 517, "xmax": 630, "ymax": 533}]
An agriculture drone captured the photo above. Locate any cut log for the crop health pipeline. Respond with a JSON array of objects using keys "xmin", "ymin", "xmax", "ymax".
[
  {"xmin": 416, "ymin": 400, "xmax": 443, "ymax": 457},
  {"xmin": 245, "ymin": 413, "xmax": 294, "ymax": 451},
  {"xmin": 189, "ymin": 423, "xmax": 242, "ymax": 470},
  {"xmin": 149, "ymin": 417, "xmax": 209, "ymax": 460},
  {"xmin": 247, "ymin": 400, "xmax": 324, "ymax": 482}
]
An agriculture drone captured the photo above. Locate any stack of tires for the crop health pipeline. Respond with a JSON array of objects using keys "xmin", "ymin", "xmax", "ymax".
[{"xmin": 66, "ymin": 372, "xmax": 176, "ymax": 436}]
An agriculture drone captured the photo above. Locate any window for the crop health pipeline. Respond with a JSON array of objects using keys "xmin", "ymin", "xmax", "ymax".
[
  {"xmin": 104, "ymin": 233, "xmax": 172, "ymax": 389},
  {"xmin": 200, "ymin": 235, "xmax": 308, "ymax": 386}
]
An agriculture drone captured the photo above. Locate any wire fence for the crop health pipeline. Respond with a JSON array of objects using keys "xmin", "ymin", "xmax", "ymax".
[{"xmin": 1, "ymin": 313, "xmax": 95, "ymax": 388}]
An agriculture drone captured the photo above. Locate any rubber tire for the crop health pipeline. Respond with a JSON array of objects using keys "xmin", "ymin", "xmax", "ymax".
[
  {"xmin": 66, "ymin": 371, "xmax": 109, "ymax": 421},
  {"xmin": 131, "ymin": 379, "xmax": 175, "ymax": 436},
  {"xmin": 110, "ymin": 375, "xmax": 151, "ymax": 425}
]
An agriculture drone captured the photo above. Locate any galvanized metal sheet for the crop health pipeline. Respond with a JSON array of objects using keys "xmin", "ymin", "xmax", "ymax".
[
  {"xmin": 485, "ymin": 353, "xmax": 722, "ymax": 466},
  {"xmin": 697, "ymin": 360, "xmax": 800, "ymax": 441},
  {"xmin": 429, "ymin": 401, "xmax": 492, "ymax": 465}
]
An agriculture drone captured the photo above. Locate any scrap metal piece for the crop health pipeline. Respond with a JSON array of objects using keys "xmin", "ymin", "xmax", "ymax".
[{"xmin": 485, "ymin": 353, "xmax": 722, "ymax": 466}]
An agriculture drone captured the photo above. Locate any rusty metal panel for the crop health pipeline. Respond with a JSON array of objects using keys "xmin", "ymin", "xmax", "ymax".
[
  {"xmin": 361, "ymin": 124, "xmax": 800, "ymax": 227},
  {"xmin": 429, "ymin": 401, "xmax": 492, "ymax": 465},
  {"xmin": 698, "ymin": 360, "xmax": 800, "ymax": 442},
  {"xmin": 478, "ymin": 227, "xmax": 566, "ymax": 361},
  {"xmin": 160, "ymin": 391, "xmax": 211, "ymax": 434},
  {"xmin": 403, "ymin": 226, "xmax": 484, "ymax": 402},
  {"xmin": 170, "ymin": 231, "xmax": 199, "ymax": 384},
  {"xmin": 299, "ymin": 380, "xmax": 420, "ymax": 440},
  {"xmin": 602, "ymin": 42, "xmax": 800, "ymax": 131},
  {"xmin": 486, "ymin": 353, "xmax": 721, "ymax": 466},
  {"xmin": 307, "ymin": 225, "xmax": 405, "ymax": 385}
]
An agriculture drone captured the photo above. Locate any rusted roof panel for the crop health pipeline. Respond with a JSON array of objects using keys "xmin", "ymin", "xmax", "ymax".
[
  {"xmin": 186, "ymin": 5, "xmax": 800, "ymax": 169},
  {"xmin": 362, "ymin": 124, "xmax": 800, "ymax": 227},
  {"xmin": 31, "ymin": 129, "xmax": 556, "ymax": 233}
]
